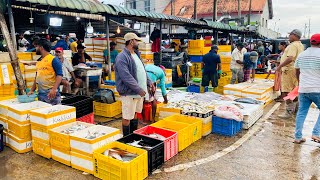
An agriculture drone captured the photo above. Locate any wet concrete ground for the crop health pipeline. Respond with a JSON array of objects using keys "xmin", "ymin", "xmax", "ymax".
[{"xmin": 1, "ymin": 102, "xmax": 319, "ymax": 180}]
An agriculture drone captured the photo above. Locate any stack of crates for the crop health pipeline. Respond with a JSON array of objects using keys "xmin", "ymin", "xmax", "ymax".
[
  {"xmin": 115, "ymin": 37, "xmax": 126, "ymax": 53},
  {"xmin": 0, "ymin": 98, "xmax": 21, "ymax": 147},
  {"xmin": 24, "ymin": 63, "xmax": 37, "ymax": 90},
  {"xmin": 61, "ymin": 96, "xmax": 93, "ymax": 120},
  {"xmin": 69, "ymin": 125, "xmax": 122, "ymax": 174},
  {"xmin": 29, "ymin": 105, "xmax": 77, "ymax": 158},
  {"xmin": 204, "ymin": 36, "xmax": 213, "ymax": 47},
  {"xmin": 93, "ymin": 38, "xmax": 108, "ymax": 63},
  {"xmin": 139, "ymin": 42, "xmax": 154, "ymax": 64},
  {"xmin": 0, "ymin": 63, "xmax": 16, "ymax": 96},
  {"xmin": 6, "ymin": 101, "xmax": 51, "ymax": 153},
  {"xmin": 215, "ymin": 45, "xmax": 233, "ymax": 94},
  {"xmin": 84, "ymin": 38, "xmax": 94, "ymax": 58},
  {"xmin": 49, "ymin": 122, "xmax": 94, "ymax": 166}
]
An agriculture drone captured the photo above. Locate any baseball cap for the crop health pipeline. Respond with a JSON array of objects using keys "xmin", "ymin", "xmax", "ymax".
[
  {"xmin": 211, "ymin": 45, "xmax": 219, "ymax": 51},
  {"xmin": 124, "ymin": 33, "xmax": 142, "ymax": 42},
  {"xmin": 55, "ymin": 47, "xmax": 63, "ymax": 52},
  {"xmin": 289, "ymin": 29, "xmax": 302, "ymax": 38},
  {"xmin": 310, "ymin": 34, "xmax": 320, "ymax": 45}
]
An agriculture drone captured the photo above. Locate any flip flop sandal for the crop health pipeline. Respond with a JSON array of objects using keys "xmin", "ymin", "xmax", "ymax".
[
  {"xmin": 311, "ymin": 136, "xmax": 320, "ymax": 143},
  {"xmin": 294, "ymin": 138, "xmax": 306, "ymax": 144}
]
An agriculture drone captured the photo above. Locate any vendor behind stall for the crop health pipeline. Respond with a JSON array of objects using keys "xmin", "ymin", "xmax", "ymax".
[
  {"xmin": 103, "ymin": 42, "xmax": 118, "ymax": 80},
  {"xmin": 72, "ymin": 44, "xmax": 92, "ymax": 66},
  {"xmin": 201, "ymin": 45, "xmax": 221, "ymax": 92},
  {"xmin": 28, "ymin": 39, "xmax": 62, "ymax": 105},
  {"xmin": 145, "ymin": 64, "xmax": 168, "ymax": 121},
  {"xmin": 55, "ymin": 47, "xmax": 82, "ymax": 94}
]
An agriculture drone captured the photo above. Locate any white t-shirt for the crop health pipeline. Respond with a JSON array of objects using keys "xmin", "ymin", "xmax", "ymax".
[
  {"xmin": 129, "ymin": 53, "xmax": 149, "ymax": 100},
  {"xmin": 294, "ymin": 47, "xmax": 320, "ymax": 93},
  {"xmin": 18, "ymin": 38, "xmax": 29, "ymax": 52},
  {"xmin": 231, "ymin": 48, "xmax": 244, "ymax": 70},
  {"xmin": 62, "ymin": 58, "xmax": 74, "ymax": 81}
]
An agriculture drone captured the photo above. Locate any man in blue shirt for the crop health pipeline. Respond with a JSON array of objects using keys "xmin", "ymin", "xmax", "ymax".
[
  {"xmin": 201, "ymin": 45, "xmax": 221, "ymax": 91},
  {"xmin": 243, "ymin": 51, "xmax": 258, "ymax": 82},
  {"xmin": 145, "ymin": 64, "xmax": 168, "ymax": 122}
]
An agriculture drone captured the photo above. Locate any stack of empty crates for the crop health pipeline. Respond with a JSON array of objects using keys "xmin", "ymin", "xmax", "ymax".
[
  {"xmin": 93, "ymin": 38, "xmax": 108, "ymax": 63},
  {"xmin": 139, "ymin": 42, "xmax": 154, "ymax": 64},
  {"xmin": 29, "ymin": 105, "xmax": 76, "ymax": 158},
  {"xmin": 6, "ymin": 101, "xmax": 51, "ymax": 153},
  {"xmin": 115, "ymin": 37, "xmax": 126, "ymax": 53},
  {"xmin": 188, "ymin": 40, "xmax": 211, "ymax": 78},
  {"xmin": 84, "ymin": 38, "xmax": 95, "ymax": 59},
  {"xmin": 0, "ymin": 63, "xmax": 17, "ymax": 96}
]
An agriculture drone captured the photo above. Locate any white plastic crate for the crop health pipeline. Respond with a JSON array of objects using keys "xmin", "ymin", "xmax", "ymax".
[
  {"xmin": 7, "ymin": 101, "xmax": 51, "ymax": 124},
  {"xmin": 52, "ymin": 146, "xmax": 71, "ymax": 166},
  {"xmin": 0, "ymin": 115, "xmax": 8, "ymax": 129},
  {"xmin": 7, "ymin": 132, "xmax": 32, "ymax": 153},
  {"xmin": 242, "ymin": 105, "xmax": 264, "ymax": 129},
  {"xmin": 70, "ymin": 125, "xmax": 122, "ymax": 156},
  {"xmin": 0, "ymin": 98, "xmax": 19, "ymax": 117},
  {"xmin": 71, "ymin": 151, "xmax": 94, "ymax": 174},
  {"xmin": 29, "ymin": 105, "xmax": 76, "ymax": 128},
  {"xmin": 49, "ymin": 122, "xmax": 94, "ymax": 150}
]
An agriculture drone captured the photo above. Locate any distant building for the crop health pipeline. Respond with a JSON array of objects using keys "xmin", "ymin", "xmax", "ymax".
[{"xmin": 161, "ymin": 0, "xmax": 279, "ymax": 39}]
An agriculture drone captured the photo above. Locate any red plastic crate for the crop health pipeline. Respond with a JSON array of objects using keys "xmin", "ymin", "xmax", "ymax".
[
  {"xmin": 134, "ymin": 126, "xmax": 178, "ymax": 161},
  {"xmin": 76, "ymin": 113, "xmax": 94, "ymax": 124}
]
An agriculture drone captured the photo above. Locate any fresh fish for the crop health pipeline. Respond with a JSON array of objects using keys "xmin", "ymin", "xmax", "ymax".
[
  {"xmin": 147, "ymin": 133, "xmax": 166, "ymax": 141},
  {"xmin": 233, "ymin": 103, "xmax": 244, "ymax": 109},
  {"xmin": 234, "ymin": 98, "xmax": 263, "ymax": 104},
  {"xmin": 103, "ymin": 148, "xmax": 138, "ymax": 162},
  {"xmin": 126, "ymin": 140, "xmax": 153, "ymax": 150}
]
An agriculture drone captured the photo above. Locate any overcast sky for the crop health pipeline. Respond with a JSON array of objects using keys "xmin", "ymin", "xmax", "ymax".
[{"xmin": 269, "ymin": 0, "xmax": 319, "ymax": 38}]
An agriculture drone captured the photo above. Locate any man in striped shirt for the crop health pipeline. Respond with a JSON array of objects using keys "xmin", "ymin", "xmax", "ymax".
[{"xmin": 293, "ymin": 34, "xmax": 320, "ymax": 144}]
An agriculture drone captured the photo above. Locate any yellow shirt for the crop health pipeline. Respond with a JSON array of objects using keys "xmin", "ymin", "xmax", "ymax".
[
  {"xmin": 70, "ymin": 41, "xmax": 78, "ymax": 53},
  {"xmin": 280, "ymin": 41, "xmax": 304, "ymax": 70},
  {"xmin": 36, "ymin": 54, "xmax": 57, "ymax": 91}
]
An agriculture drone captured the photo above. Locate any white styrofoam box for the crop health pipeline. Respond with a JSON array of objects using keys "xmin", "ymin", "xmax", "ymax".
[
  {"xmin": 70, "ymin": 125, "xmax": 122, "ymax": 156},
  {"xmin": 93, "ymin": 51, "xmax": 104, "ymax": 56},
  {"xmin": 49, "ymin": 122, "xmax": 95, "ymax": 149},
  {"xmin": 93, "ymin": 38, "xmax": 108, "ymax": 46},
  {"xmin": 52, "ymin": 146, "xmax": 71, "ymax": 166},
  {"xmin": 92, "ymin": 58, "xmax": 104, "ymax": 62},
  {"xmin": 241, "ymin": 89, "xmax": 268, "ymax": 99},
  {"xmin": 24, "ymin": 64, "xmax": 37, "ymax": 72},
  {"xmin": 7, "ymin": 132, "xmax": 32, "ymax": 153},
  {"xmin": 7, "ymin": 101, "xmax": 52, "ymax": 124},
  {"xmin": 0, "ymin": 98, "xmax": 19, "ymax": 117},
  {"xmin": 0, "ymin": 64, "xmax": 13, "ymax": 85},
  {"xmin": 70, "ymin": 151, "xmax": 94, "ymax": 174},
  {"xmin": 31, "ymin": 127, "xmax": 49, "ymax": 142},
  {"xmin": 0, "ymin": 115, "xmax": 7, "ymax": 129},
  {"xmin": 140, "ymin": 50, "xmax": 153, "ymax": 55},
  {"xmin": 0, "ymin": 52, "xmax": 11, "ymax": 63},
  {"xmin": 25, "ymin": 72, "xmax": 37, "ymax": 79},
  {"xmin": 32, "ymin": 55, "xmax": 41, "ymax": 61},
  {"xmin": 84, "ymin": 38, "xmax": 93, "ymax": 45},
  {"xmin": 138, "ymin": 42, "xmax": 152, "ymax": 50},
  {"xmin": 29, "ymin": 105, "xmax": 76, "ymax": 128},
  {"xmin": 199, "ymin": 115, "xmax": 213, "ymax": 124}
]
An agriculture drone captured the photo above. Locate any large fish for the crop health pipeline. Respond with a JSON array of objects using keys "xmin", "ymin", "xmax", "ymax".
[{"xmin": 234, "ymin": 98, "xmax": 263, "ymax": 104}]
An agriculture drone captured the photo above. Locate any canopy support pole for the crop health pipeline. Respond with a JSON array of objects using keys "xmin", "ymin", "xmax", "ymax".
[
  {"xmin": 159, "ymin": 19, "xmax": 163, "ymax": 65},
  {"xmin": 105, "ymin": 15, "xmax": 111, "ymax": 80},
  {"xmin": 7, "ymin": 0, "xmax": 17, "ymax": 50}
]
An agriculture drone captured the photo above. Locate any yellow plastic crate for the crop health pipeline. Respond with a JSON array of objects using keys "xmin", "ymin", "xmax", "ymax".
[
  {"xmin": 93, "ymin": 101, "xmax": 122, "ymax": 118},
  {"xmin": 17, "ymin": 52, "xmax": 33, "ymax": 61},
  {"xmin": 7, "ymin": 118, "xmax": 31, "ymax": 140},
  {"xmin": 188, "ymin": 40, "xmax": 205, "ymax": 48},
  {"xmin": 32, "ymin": 140, "xmax": 51, "ymax": 159},
  {"xmin": 52, "ymin": 146, "xmax": 71, "ymax": 166},
  {"xmin": 202, "ymin": 47, "xmax": 211, "ymax": 54},
  {"xmin": 140, "ymin": 54, "xmax": 154, "ymax": 60},
  {"xmin": 49, "ymin": 122, "xmax": 94, "ymax": 150},
  {"xmin": 221, "ymin": 63, "xmax": 231, "ymax": 72},
  {"xmin": 255, "ymin": 73, "xmax": 275, "ymax": 79},
  {"xmin": 7, "ymin": 132, "xmax": 32, "ymax": 153},
  {"xmin": 188, "ymin": 48, "xmax": 204, "ymax": 56},
  {"xmin": 93, "ymin": 141, "xmax": 148, "ymax": 180},
  {"xmin": 221, "ymin": 57, "xmax": 232, "ymax": 63},
  {"xmin": 202, "ymin": 121, "xmax": 212, "ymax": 136},
  {"xmin": 190, "ymin": 62, "xmax": 202, "ymax": 71},
  {"xmin": 151, "ymin": 120, "xmax": 193, "ymax": 152},
  {"xmin": 219, "ymin": 76, "xmax": 232, "ymax": 87},
  {"xmin": 0, "ymin": 95, "xmax": 15, "ymax": 101},
  {"xmin": 163, "ymin": 114, "xmax": 202, "ymax": 143},
  {"xmin": 71, "ymin": 151, "xmax": 94, "ymax": 174}
]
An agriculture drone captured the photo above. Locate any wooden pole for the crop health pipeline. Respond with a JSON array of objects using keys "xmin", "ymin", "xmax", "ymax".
[
  {"xmin": 7, "ymin": 0, "xmax": 17, "ymax": 50},
  {"xmin": 105, "ymin": 15, "xmax": 111, "ymax": 80},
  {"xmin": 0, "ymin": 9, "xmax": 26, "ymax": 95}
]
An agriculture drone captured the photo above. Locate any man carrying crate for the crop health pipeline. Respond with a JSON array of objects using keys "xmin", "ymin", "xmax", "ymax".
[{"xmin": 115, "ymin": 33, "xmax": 154, "ymax": 136}]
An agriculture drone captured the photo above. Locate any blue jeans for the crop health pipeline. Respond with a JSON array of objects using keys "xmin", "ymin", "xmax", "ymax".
[
  {"xmin": 295, "ymin": 93, "xmax": 320, "ymax": 140},
  {"xmin": 38, "ymin": 89, "xmax": 61, "ymax": 105}
]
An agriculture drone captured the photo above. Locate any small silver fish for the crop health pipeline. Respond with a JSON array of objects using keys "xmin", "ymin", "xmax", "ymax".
[{"xmin": 147, "ymin": 133, "xmax": 166, "ymax": 141}]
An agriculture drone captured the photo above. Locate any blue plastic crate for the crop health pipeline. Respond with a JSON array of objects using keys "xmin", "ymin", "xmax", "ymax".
[
  {"xmin": 104, "ymin": 80, "xmax": 116, "ymax": 86},
  {"xmin": 212, "ymin": 116, "xmax": 242, "ymax": 136},
  {"xmin": 187, "ymin": 85, "xmax": 208, "ymax": 93},
  {"xmin": 189, "ymin": 56, "xmax": 203, "ymax": 63}
]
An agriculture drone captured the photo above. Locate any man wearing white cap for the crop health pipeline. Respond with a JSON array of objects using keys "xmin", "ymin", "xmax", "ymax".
[
  {"xmin": 277, "ymin": 29, "xmax": 305, "ymax": 118},
  {"xmin": 114, "ymin": 33, "xmax": 154, "ymax": 136}
]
